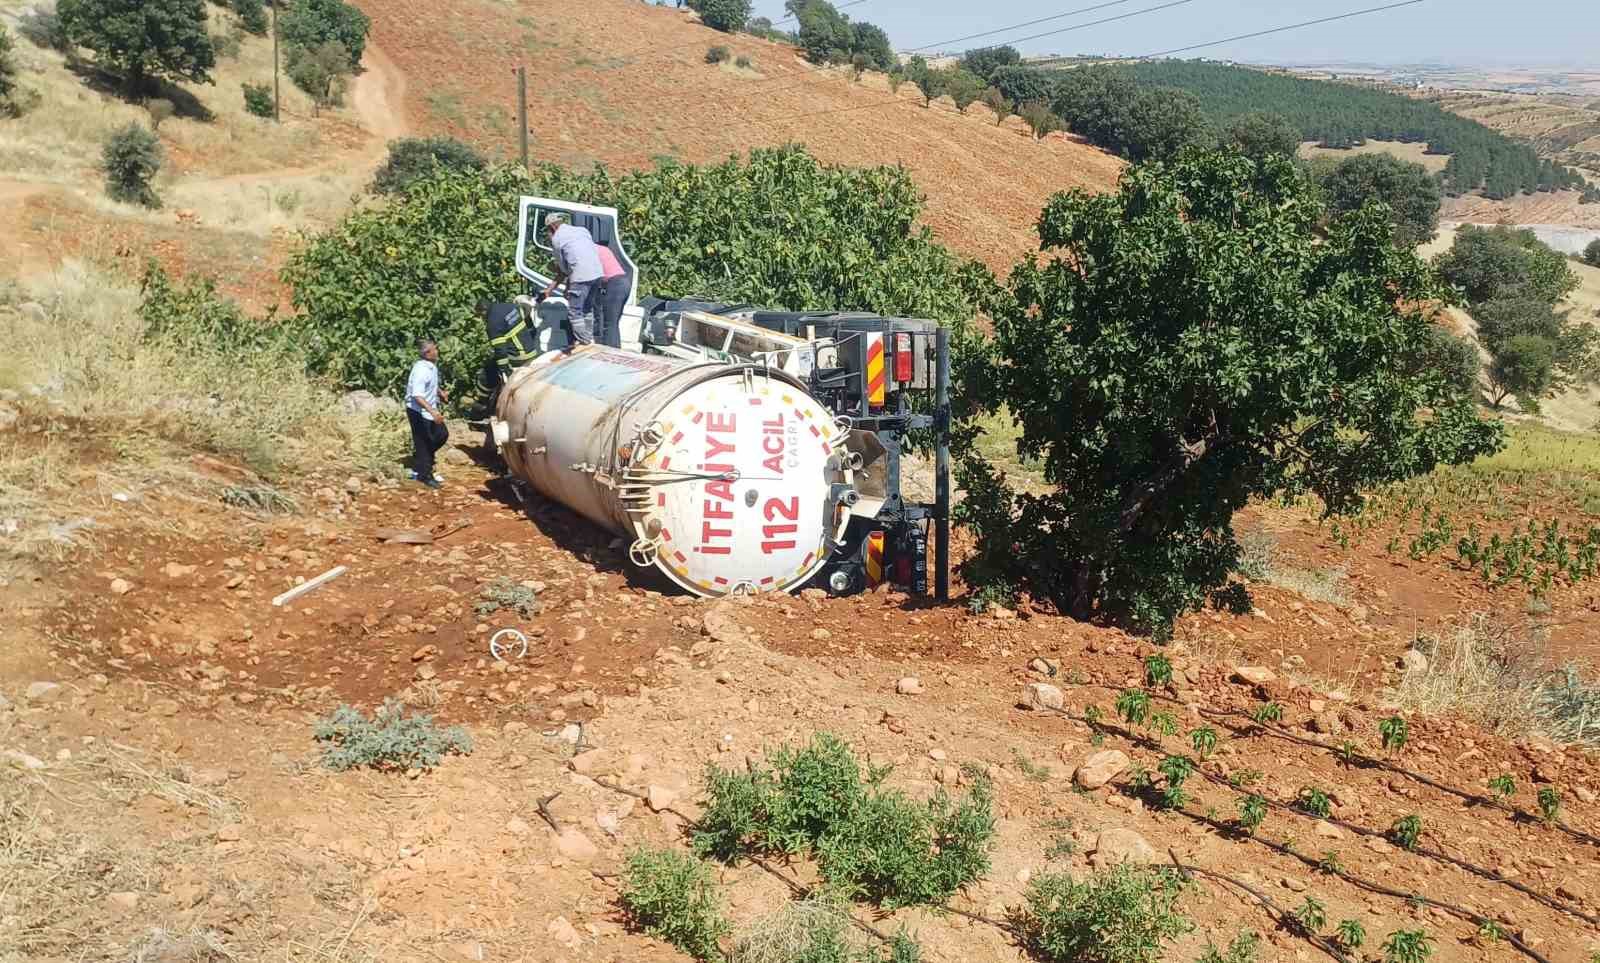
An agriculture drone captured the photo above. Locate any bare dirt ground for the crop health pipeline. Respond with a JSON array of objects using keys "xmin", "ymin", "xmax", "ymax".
[
  {"xmin": 356, "ymin": 0, "xmax": 1125, "ymax": 273},
  {"xmin": 5, "ymin": 422, "xmax": 1600, "ymax": 962},
  {"xmin": 1442, "ymin": 191, "xmax": 1600, "ymax": 233}
]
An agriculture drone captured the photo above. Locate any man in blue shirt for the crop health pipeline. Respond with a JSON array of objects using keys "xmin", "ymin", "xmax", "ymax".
[
  {"xmin": 540, "ymin": 212, "xmax": 601, "ymax": 349},
  {"xmin": 405, "ymin": 339, "xmax": 449, "ymax": 489}
]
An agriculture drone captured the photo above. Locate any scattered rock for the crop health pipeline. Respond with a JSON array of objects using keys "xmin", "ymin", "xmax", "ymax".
[
  {"xmin": 896, "ymin": 677, "xmax": 924, "ymax": 696},
  {"xmin": 1281, "ymin": 876, "xmax": 1308, "ymax": 893},
  {"xmin": 340, "ymin": 389, "xmax": 401, "ymax": 416},
  {"xmin": 190, "ymin": 768, "xmax": 231, "ymax": 787},
  {"xmin": 23, "ymin": 681, "xmax": 62, "ymax": 704},
  {"xmin": 414, "ymin": 664, "xmax": 437, "ymax": 682},
  {"xmin": 1365, "ymin": 837, "xmax": 1394, "ymax": 855},
  {"xmin": 3, "ymin": 750, "xmax": 46, "ymax": 771},
  {"xmin": 990, "ymin": 605, "xmax": 1017, "ymax": 621},
  {"xmin": 17, "ymin": 301, "xmax": 46, "ymax": 323},
  {"xmin": 151, "ymin": 699, "xmax": 180, "ymax": 717},
  {"xmin": 162, "ymin": 562, "xmax": 197, "ymax": 579},
  {"xmin": 216, "ymin": 824, "xmax": 241, "ymax": 843},
  {"xmin": 934, "ymin": 764, "xmax": 962, "ymax": 785},
  {"xmin": 1310, "ymin": 711, "xmax": 1343, "ymax": 735},
  {"xmin": 647, "ymin": 785, "xmax": 678, "ymax": 813},
  {"xmin": 554, "ymin": 828, "xmax": 598, "ymax": 861},
  {"xmin": 928, "ymin": 748, "xmax": 948, "ymax": 762},
  {"xmin": 810, "ymin": 628, "xmax": 832, "ymax": 641},
  {"xmin": 1073, "ymin": 749, "xmax": 1130, "ymax": 790},
  {"xmin": 109, "ymin": 578, "xmax": 133, "ymax": 596},
  {"xmin": 1399, "ymin": 649, "xmax": 1428, "ymax": 673},
  {"xmin": 1575, "ymin": 786, "xmax": 1596, "ymax": 804},
  {"xmin": 701, "ymin": 600, "xmax": 753, "ymax": 646},
  {"xmin": 1020, "ymin": 682, "xmax": 1064, "ymax": 711},
  {"xmin": 1313, "ymin": 820, "xmax": 1347, "ymax": 840},
  {"xmin": 1232, "ymin": 666, "xmax": 1276, "ymax": 686},
  {"xmin": 442, "ymin": 447, "xmax": 471, "ymax": 465},
  {"xmin": 1028, "ymin": 657, "xmax": 1059, "ymax": 676},
  {"xmin": 105, "ymin": 891, "xmax": 140, "ymax": 912},
  {"xmin": 344, "ymin": 476, "xmax": 363, "ymax": 495},
  {"xmin": 547, "ymin": 915, "xmax": 583, "ymax": 949},
  {"xmin": 505, "ymin": 818, "xmax": 531, "ymax": 836},
  {"xmin": 1090, "ymin": 827, "xmax": 1156, "ymax": 867}
]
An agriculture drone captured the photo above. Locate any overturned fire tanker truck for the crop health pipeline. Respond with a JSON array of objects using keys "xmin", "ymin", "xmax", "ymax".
[{"xmin": 485, "ymin": 196, "xmax": 951, "ymax": 601}]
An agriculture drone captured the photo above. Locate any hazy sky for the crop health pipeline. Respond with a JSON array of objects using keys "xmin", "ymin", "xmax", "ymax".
[{"xmin": 751, "ymin": 0, "xmax": 1600, "ymax": 66}]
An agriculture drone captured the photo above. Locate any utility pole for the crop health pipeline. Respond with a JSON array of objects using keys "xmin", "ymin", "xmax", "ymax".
[
  {"xmin": 515, "ymin": 66, "xmax": 530, "ymax": 170},
  {"xmin": 272, "ymin": 1, "xmax": 281, "ymax": 123}
]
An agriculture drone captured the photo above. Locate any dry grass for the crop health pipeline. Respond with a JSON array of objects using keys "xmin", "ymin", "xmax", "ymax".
[
  {"xmin": 130, "ymin": 927, "xmax": 237, "ymax": 962},
  {"xmin": 1235, "ymin": 530, "xmax": 1351, "ymax": 607},
  {"xmin": 0, "ymin": 2, "xmax": 334, "ymax": 182},
  {"xmin": 733, "ymin": 899, "xmax": 861, "ymax": 963},
  {"xmin": 1398, "ymin": 614, "xmax": 1600, "ymax": 747},
  {"xmin": 1297, "ymin": 139, "xmax": 1450, "ymax": 174}
]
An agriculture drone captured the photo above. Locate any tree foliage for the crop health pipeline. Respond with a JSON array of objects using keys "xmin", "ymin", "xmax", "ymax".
[
  {"xmin": 1052, "ymin": 67, "xmax": 1212, "ymax": 162},
  {"xmin": 1222, "ymin": 111, "xmax": 1300, "ymax": 160},
  {"xmin": 942, "ymin": 67, "xmax": 986, "ymax": 114},
  {"xmin": 1583, "ymin": 238, "xmax": 1600, "ymax": 268},
  {"xmin": 232, "ymin": 0, "xmax": 268, "ymax": 37},
  {"xmin": 0, "ymin": 24, "xmax": 19, "ymax": 117},
  {"xmin": 286, "ymin": 38, "xmax": 350, "ymax": 111},
  {"xmin": 102, "ymin": 121, "xmax": 164, "ymax": 207},
  {"xmin": 788, "ymin": 0, "xmax": 891, "ymax": 70},
  {"xmin": 1434, "ymin": 225, "xmax": 1578, "ymax": 307},
  {"xmin": 1122, "ymin": 60, "xmax": 1586, "ymax": 198},
  {"xmin": 989, "ymin": 65, "xmax": 1055, "ymax": 108},
  {"xmin": 981, "ymin": 86, "xmax": 1013, "ymax": 125},
  {"xmin": 57, "ymin": 0, "xmax": 216, "ymax": 98},
  {"xmin": 961, "ymin": 45, "xmax": 1020, "ymax": 82},
  {"xmin": 1488, "ymin": 333, "xmax": 1556, "ymax": 411},
  {"xmin": 278, "ymin": 0, "xmax": 369, "ymax": 66},
  {"xmin": 956, "ymin": 151, "xmax": 1502, "ymax": 636},
  {"xmin": 284, "ymin": 146, "xmax": 991, "ymax": 402},
  {"xmin": 687, "ymin": 0, "xmax": 752, "ymax": 34},
  {"xmin": 1318, "ymin": 153, "xmax": 1442, "ymax": 248},
  {"xmin": 372, "ymin": 137, "xmax": 488, "ymax": 196}
]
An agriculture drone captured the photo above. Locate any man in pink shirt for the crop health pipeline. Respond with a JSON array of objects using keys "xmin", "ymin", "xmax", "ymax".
[{"xmin": 595, "ymin": 243, "xmax": 628, "ymax": 349}]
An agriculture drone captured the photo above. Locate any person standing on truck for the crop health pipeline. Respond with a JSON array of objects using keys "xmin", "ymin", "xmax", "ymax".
[
  {"xmin": 406, "ymin": 339, "xmax": 448, "ymax": 490},
  {"xmin": 540, "ymin": 212, "xmax": 601, "ymax": 349},
  {"xmin": 594, "ymin": 243, "xmax": 628, "ymax": 349}
]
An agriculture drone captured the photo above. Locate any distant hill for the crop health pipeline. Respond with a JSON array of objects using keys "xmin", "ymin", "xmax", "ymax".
[
  {"xmin": 351, "ymin": 0, "xmax": 1125, "ymax": 271},
  {"xmin": 1116, "ymin": 60, "xmax": 1590, "ymax": 200},
  {"xmin": 1424, "ymin": 90, "xmax": 1600, "ymax": 185}
]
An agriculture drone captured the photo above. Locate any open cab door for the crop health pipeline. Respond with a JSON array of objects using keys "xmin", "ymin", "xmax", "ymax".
[{"xmin": 514, "ymin": 196, "xmax": 644, "ymax": 351}]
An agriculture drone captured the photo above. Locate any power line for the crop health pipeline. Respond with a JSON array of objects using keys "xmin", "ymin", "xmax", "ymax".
[
  {"xmin": 983, "ymin": 0, "xmax": 1197, "ymax": 50},
  {"xmin": 776, "ymin": 0, "xmax": 869, "ymax": 25},
  {"xmin": 905, "ymin": 0, "xmax": 1146, "ymax": 53},
  {"xmin": 1039, "ymin": 0, "xmax": 1429, "ymax": 64},
  {"xmin": 670, "ymin": 0, "xmax": 1434, "ymax": 136}
]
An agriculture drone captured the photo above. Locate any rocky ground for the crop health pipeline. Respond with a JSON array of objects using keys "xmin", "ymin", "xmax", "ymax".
[{"xmin": 4, "ymin": 426, "xmax": 1599, "ymax": 963}]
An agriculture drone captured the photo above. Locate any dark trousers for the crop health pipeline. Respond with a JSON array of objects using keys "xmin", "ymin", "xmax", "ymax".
[
  {"xmin": 597, "ymin": 276, "xmax": 628, "ymax": 349},
  {"xmin": 564, "ymin": 281, "xmax": 596, "ymax": 348},
  {"xmin": 407, "ymin": 408, "xmax": 448, "ymax": 479}
]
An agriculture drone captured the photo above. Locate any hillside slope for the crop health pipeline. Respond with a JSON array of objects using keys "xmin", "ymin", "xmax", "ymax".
[{"xmin": 354, "ymin": 0, "xmax": 1125, "ymax": 270}]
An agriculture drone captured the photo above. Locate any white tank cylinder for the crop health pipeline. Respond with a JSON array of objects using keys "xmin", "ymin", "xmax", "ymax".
[{"xmin": 494, "ymin": 346, "xmax": 855, "ymax": 597}]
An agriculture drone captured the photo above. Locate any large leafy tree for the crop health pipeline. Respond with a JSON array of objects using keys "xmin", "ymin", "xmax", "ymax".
[
  {"xmin": 957, "ymin": 151, "xmax": 1502, "ymax": 636},
  {"xmin": 1222, "ymin": 111, "xmax": 1301, "ymax": 160},
  {"xmin": 1433, "ymin": 224, "xmax": 1578, "ymax": 307},
  {"xmin": 960, "ymin": 45, "xmax": 1020, "ymax": 82},
  {"xmin": 687, "ymin": 0, "xmax": 752, "ymax": 34},
  {"xmin": 1319, "ymin": 153, "xmax": 1442, "ymax": 248},
  {"xmin": 278, "ymin": 0, "xmax": 370, "ymax": 66},
  {"xmin": 57, "ymin": 0, "xmax": 215, "ymax": 98},
  {"xmin": 284, "ymin": 146, "xmax": 992, "ymax": 400},
  {"xmin": 988, "ymin": 65, "xmax": 1054, "ymax": 108}
]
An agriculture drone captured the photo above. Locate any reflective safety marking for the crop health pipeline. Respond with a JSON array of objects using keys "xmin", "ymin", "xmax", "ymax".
[
  {"xmin": 658, "ymin": 493, "xmax": 666, "ymax": 507},
  {"xmin": 674, "ymin": 550, "xmax": 688, "ymax": 563},
  {"xmin": 692, "ymin": 411, "xmax": 704, "ymax": 424},
  {"xmin": 793, "ymin": 407, "xmax": 809, "ymax": 423},
  {"xmin": 713, "ymin": 576, "xmax": 729, "ymax": 586},
  {"xmin": 781, "ymin": 394, "xmax": 794, "ymax": 404},
  {"xmin": 681, "ymin": 405, "xmax": 695, "ymax": 416},
  {"xmin": 659, "ymin": 456, "xmax": 672, "ymax": 470},
  {"xmin": 803, "ymin": 551, "xmax": 815, "ymax": 567},
  {"xmin": 661, "ymin": 528, "xmax": 673, "ymax": 542},
  {"xmin": 866, "ymin": 334, "xmax": 886, "ymax": 407},
  {"xmin": 670, "ymin": 431, "xmax": 685, "ymax": 445},
  {"xmin": 809, "ymin": 424, "xmax": 821, "ymax": 437},
  {"xmin": 749, "ymin": 397, "xmax": 764, "ymax": 406},
  {"xmin": 820, "ymin": 442, "xmax": 832, "ymax": 455},
  {"xmin": 760, "ymin": 576, "xmax": 775, "ymax": 585},
  {"xmin": 865, "ymin": 531, "xmax": 886, "ymax": 587}
]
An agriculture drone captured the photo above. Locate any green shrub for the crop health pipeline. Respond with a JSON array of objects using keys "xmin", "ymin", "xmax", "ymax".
[
  {"xmin": 733, "ymin": 899, "xmax": 922, "ymax": 963},
  {"xmin": 620, "ymin": 847, "xmax": 730, "ymax": 961},
  {"xmin": 17, "ymin": 9, "xmax": 72, "ymax": 53},
  {"xmin": 232, "ymin": 0, "xmax": 268, "ymax": 36},
  {"xmin": 242, "ymin": 81, "xmax": 274, "ymax": 118},
  {"xmin": 312, "ymin": 698, "xmax": 472, "ymax": 772},
  {"xmin": 371, "ymin": 136, "xmax": 488, "ymax": 196},
  {"xmin": 475, "ymin": 576, "xmax": 542, "ymax": 618},
  {"xmin": 0, "ymin": 24, "xmax": 19, "ymax": 116},
  {"xmin": 1015, "ymin": 864, "xmax": 1192, "ymax": 963},
  {"xmin": 693, "ymin": 733, "xmax": 993, "ymax": 909},
  {"xmin": 102, "ymin": 122, "xmax": 164, "ymax": 208},
  {"xmin": 1196, "ymin": 930, "xmax": 1260, "ymax": 963},
  {"xmin": 1584, "ymin": 239, "xmax": 1600, "ymax": 268},
  {"xmin": 706, "ymin": 44, "xmax": 730, "ymax": 64}
]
